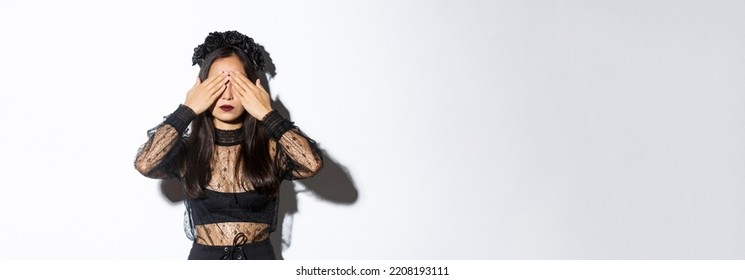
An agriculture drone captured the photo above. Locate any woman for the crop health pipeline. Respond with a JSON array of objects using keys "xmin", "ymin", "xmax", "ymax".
[{"xmin": 134, "ymin": 30, "xmax": 323, "ymax": 260}]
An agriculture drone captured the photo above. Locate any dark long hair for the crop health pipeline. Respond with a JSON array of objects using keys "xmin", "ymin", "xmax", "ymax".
[{"xmin": 183, "ymin": 46, "xmax": 279, "ymax": 199}]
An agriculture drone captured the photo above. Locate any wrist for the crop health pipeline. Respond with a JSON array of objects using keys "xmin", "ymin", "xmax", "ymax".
[
  {"xmin": 256, "ymin": 109, "xmax": 271, "ymax": 121},
  {"xmin": 259, "ymin": 110, "xmax": 295, "ymax": 140},
  {"xmin": 165, "ymin": 104, "xmax": 197, "ymax": 134},
  {"xmin": 182, "ymin": 102, "xmax": 202, "ymax": 115}
]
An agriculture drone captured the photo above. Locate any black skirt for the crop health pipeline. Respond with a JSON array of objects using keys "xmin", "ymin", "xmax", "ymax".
[{"xmin": 188, "ymin": 238, "xmax": 276, "ymax": 260}]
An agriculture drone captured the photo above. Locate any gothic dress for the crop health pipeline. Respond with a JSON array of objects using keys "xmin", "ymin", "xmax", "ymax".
[{"xmin": 135, "ymin": 105, "xmax": 323, "ymax": 259}]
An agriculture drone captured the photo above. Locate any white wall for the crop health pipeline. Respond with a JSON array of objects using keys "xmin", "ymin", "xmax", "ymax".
[{"xmin": 1, "ymin": 0, "xmax": 744, "ymax": 259}]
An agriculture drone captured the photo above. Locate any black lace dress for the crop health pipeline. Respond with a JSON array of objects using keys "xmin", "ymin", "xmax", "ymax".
[{"xmin": 135, "ymin": 105, "xmax": 323, "ymax": 259}]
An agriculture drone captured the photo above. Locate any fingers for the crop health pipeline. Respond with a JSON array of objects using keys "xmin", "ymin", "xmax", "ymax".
[
  {"xmin": 203, "ymin": 72, "xmax": 229, "ymax": 94},
  {"xmin": 199, "ymin": 72, "xmax": 219, "ymax": 86},
  {"xmin": 228, "ymin": 73, "xmax": 252, "ymax": 101},
  {"xmin": 211, "ymin": 84, "xmax": 227, "ymax": 101},
  {"xmin": 229, "ymin": 71, "xmax": 254, "ymax": 93},
  {"xmin": 227, "ymin": 71, "xmax": 270, "ymax": 105},
  {"xmin": 203, "ymin": 71, "xmax": 226, "ymax": 85},
  {"xmin": 208, "ymin": 77, "xmax": 229, "ymax": 96}
]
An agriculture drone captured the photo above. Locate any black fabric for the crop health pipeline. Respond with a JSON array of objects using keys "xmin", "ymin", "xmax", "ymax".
[
  {"xmin": 135, "ymin": 104, "xmax": 323, "ymax": 250},
  {"xmin": 215, "ymin": 127, "xmax": 243, "ymax": 146},
  {"xmin": 189, "ymin": 189, "xmax": 277, "ymax": 226},
  {"xmin": 163, "ymin": 104, "xmax": 197, "ymax": 135},
  {"xmin": 188, "ymin": 238, "xmax": 276, "ymax": 260},
  {"xmin": 260, "ymin": 110, "xmax": 295, "ymax": 140}
]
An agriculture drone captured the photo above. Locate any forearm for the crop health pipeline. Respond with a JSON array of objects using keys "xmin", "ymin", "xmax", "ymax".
[
  {"xmin": 260, "ymin": 110, "xmax": 323, "ymax": 178},
  {"xmin": 134, "ymin": 105, "xmax": 196, "ymax": 178}
]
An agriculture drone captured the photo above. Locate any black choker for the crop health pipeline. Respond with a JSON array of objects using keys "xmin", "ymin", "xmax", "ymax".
[{"xmin": 215, "ymin": 128, "xmax": 243, "ymax": 146}]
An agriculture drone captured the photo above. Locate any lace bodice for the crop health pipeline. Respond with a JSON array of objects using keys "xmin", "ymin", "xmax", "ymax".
[{"xmin": 135, "ymin": 105, "xmax": 323, "ymax": 246}]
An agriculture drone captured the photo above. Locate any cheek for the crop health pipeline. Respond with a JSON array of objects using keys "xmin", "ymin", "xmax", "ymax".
[{"xmin": 234, "ymin": 105, "xmax": 246, "ymax": 113}]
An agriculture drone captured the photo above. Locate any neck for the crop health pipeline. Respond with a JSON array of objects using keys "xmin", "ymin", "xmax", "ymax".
[
  {"xmin": 213, "ymin": 118, "xmax": 243, "ymax": 130},
  {"xmin": 214, "ymin": 126, "xmax": 244, "ymax": 146}
]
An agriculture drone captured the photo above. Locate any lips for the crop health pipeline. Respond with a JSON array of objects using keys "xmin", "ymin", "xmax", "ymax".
[{"xmin": 219, "ymin": 105, "xmax": 234, "ymax": 112}]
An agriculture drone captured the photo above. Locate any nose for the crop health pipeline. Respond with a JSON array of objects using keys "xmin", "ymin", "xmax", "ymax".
[{"xmin": 221, "ymin": 82, "xmax": 234, "ymax": 100}]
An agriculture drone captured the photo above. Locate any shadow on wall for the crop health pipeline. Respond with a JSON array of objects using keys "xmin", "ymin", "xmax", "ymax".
[{"xmin": 159, "ymin": 46, "xmax": 358, "ymax": 259}]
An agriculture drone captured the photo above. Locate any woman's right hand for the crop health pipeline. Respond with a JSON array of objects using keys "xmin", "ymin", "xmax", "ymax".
[{"xmin": 183, "ymin": 72, "xmax": 229, "ymax": 114}]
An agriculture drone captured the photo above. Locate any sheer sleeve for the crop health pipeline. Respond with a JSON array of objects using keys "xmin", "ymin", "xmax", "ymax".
[
  {"xmin": 261, "ymin": 110, "xmax": 324, "ymax": 180},
  {"xmin": 134, "ymin": 104, "xmax": 196, "ymax": 179}
]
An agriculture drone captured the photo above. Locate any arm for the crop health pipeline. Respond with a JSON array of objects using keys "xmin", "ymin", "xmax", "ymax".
[
  {"xmin": 228, "ymin": 71, "xmax": 323, "ymax": 179},
  {"xmin": 134, "ymin": 104, "xmax": 196, "ymax": 179},
  {"xmin": 261, "ymin": 110, "xmax": 324, "ymax": 179},
  {"xmin": 136, "ymin": 73, "xmax": 228, "ymax": 179}
]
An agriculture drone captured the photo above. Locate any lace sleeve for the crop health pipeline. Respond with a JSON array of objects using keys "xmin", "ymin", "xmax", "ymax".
[
  {"xmin": 261, "ymin": 110, "xmax": 324, "ymax": 180},
  {"xmin": 134, "ymin": 104, "xmax": 196, "ymax": 179}
]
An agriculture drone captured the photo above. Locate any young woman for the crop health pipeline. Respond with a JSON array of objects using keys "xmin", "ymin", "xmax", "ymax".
[{"xmin": 134, "ymin": 30, "xmax": 323, "ymax": 260}]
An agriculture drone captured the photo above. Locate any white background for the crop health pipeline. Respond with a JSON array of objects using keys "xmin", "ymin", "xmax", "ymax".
[{"xmin": 0, "ymin": 0, "xmax": 743, "ymax": 259}]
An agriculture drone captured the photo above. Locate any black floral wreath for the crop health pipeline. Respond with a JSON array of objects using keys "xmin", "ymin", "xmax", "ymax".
[{"xmin": 191, "ymin": 30, "xmax": 265, "ymax": 71}]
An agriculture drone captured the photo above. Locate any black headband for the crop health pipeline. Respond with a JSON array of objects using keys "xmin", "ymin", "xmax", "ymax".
[{"xmin": 191, "ymin": 30, "xmax": 265, "ymax": 71}]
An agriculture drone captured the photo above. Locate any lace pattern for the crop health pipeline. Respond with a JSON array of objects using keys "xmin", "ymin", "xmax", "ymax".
[
  {"xmin": 134, "ymin": 106, "xmax": 323, "ymax": 246},
  {"xmin": 134, "ymin": 125, "xmax": 181, "ymax": 179},
  {"xmin": 273, "ymin": 128, "xmax": 324, "ymax": 179},
  {"xmin": 207, "ymin": 145, "xmax": 254, "ymax": 192},
  {"xmin": 196, "ymin": 222, "xmax": 270, "ymax": 245}
]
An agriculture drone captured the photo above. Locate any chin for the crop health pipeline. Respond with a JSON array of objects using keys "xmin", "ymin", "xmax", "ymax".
[{"xmin": 213, "ymin": 110, "xmax": 245, "ymax": 123}]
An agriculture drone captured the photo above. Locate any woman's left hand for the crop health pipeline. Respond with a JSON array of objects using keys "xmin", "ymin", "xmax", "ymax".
[{"xmin": 230, "ymin": 70, "xmax": 272, "ymax": 120}]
